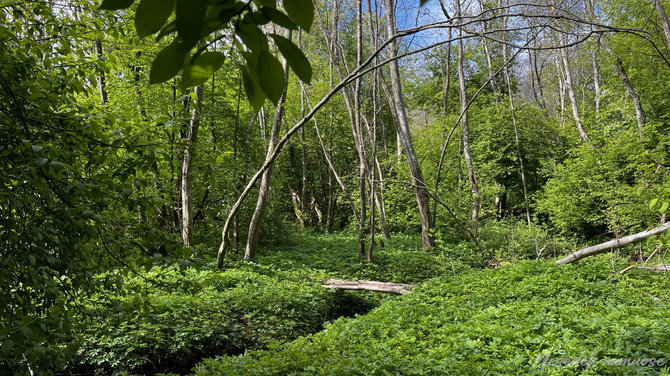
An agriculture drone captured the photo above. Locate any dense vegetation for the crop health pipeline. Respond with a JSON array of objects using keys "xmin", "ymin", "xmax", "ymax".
[{"xmin": 2, "ymin": 0, "xmax": 670, "ymax": 374}]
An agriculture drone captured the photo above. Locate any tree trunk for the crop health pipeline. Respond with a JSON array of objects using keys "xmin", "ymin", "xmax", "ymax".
[
  {"xmin": 433, "ymin": 30, "xmax": 452, "ymax": 228},
  {"xmin": 583, "ymin": 0, "xmax": 601, "ymax": 118},
  {"xmin": 556, "ymin": 222, "xmax": 670, "ymax": 264},
  {"xmin": 500, "ymin": 0, "xmax": 531, "ymax": 226},
  {"xmin": 95, "ymin": 38, "xmax": 108, "ymax": 106},
  {"xmin": 383, "ymin": 0, "xmax": 434, "ymax": 250},
  {"xmin": 354, "ymin": 0, "xmax": 367, "ymax": 257},
  {"xmin": 560, "ymin": 35, "xmax": 589, "ymax": 142},
  {"xmin": 180, "ymin": 85, "xmax": 203, "ymax": 249},
  {"xmin": 554, "ymin": 55, "xmax": 566, "ymax": 126},
  {"xmin": 322, "ymin": 279, "xmax": 416, "ymax": 294},
  {"xmin": 298, "ymin": 31, "xmax": 309, "ymax": 229},
  {"xmin": 530, "ymin": 36, "xmax": 547, "ymax": 111},
  {"xmin": 244, "ymin": 35, "xmax": 291, "ymax": 260},
  {"xmin": 456, "ymin": 0, "xmax": 480, "ymax": 237},
  {"xmin": 442, "ymin": 31, "xmax": 452, "ymax": 114},
  {"xmin": 614, "ymin": 57, "xmax": 645, "ymax": 137},
  {"xmin": 655, "ymin": 0, "xmax": 670, "ymax": 53}
]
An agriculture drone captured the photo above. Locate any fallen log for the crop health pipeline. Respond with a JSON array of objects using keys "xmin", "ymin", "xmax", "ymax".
[
  {"xmin": 321, "ymin": 279, "xmax": 416, "ymax": 295},
  {"xmin": 556, "ymin": 222, "xmax": 670, "ymax": 265},
  {"xmin": 638, "ymin": 265, "xmax": 670, "ymax": 272}
]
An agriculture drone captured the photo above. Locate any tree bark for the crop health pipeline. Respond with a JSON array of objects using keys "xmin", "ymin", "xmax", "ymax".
[
  {"xmin": 614, "ymin": 57, "xmax": 645, "ymax": 137},
  {"xmin": 383, "ymin": 0, "xmax": 434, "ymax": 250},
  {"xmin": 584, "ymin": 0, "xmax": 601, "ymax": 117},
  {"xmin": 95, "ymin": 38, "xmax": 108, "ymax": 106},
  {"xmin": 554, "ymin": 55, "xmax": 566, "ymax": 126},
  {"xmin": 556, "ymin": 222, "xmax": 670, "ymax": 264},
  {"xmin": 244, "ymin": 35, "xmax": 291, "ymax": 260},
  {"xmin": 180, "ymin": 85, "xmax": 203, "ymax": 249},
  {"xmin": 322, "ymin": 279, "xmax": 416, "ymax": 294},
  {"xmin": 560, "ymin": 35, "xmax": 589, "ymax": 143},
  {"xmin": 655, "ymin": 0, "xmax": 670, "ymax": 53},
  {"xmin": 354, "ymin": 0, "xmax": 367, "ymax": 257}
]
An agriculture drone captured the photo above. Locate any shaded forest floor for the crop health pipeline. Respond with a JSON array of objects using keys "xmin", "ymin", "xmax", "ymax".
[{"xmin": 64, "ymin": 232, "xmax": 670, "ymax": 375}]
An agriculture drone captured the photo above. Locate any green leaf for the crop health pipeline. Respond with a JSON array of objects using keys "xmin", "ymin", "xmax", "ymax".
[
  {"xmin": 256, "ymin": 49, "xmax": 285, "ymax": 104},
  {"xmin": 242, "ymin": 11, "xmax": 270, "ymax": 25},
  {"xmin": 36, "ymin": 158, "xmax": 48, "ymax": 166},
  {"xmin": 649, "ymin": 198, "xmax": 659, "ymax": 210},
  {"xmin": 99, "ymin": 0, "xmax": 134, "ymax": 10},
  {"xmin": 155, "ymin": 20, "xmax": 177, "ymax": 42},
  {"xmin": 659, "ymin": 202, "xmax": 669, "ymax": 213},
  {"xmin": 271, "ymin": 33, "xmax": 311, "ymax": 83},
  {"xmin": 150, "ymin": 42, "xmax": 188, "ymax": 84},
  {"xmin": 135, "ymin": 0, "xmax": 175, "ymax": 37},
  {"xmin": 242, "ymin": 64, "xmax": 266, "ymax": 111},
  {"xmin": 419, "ymin": 0, "xmax": 430, "ymax": 5},
  {"xmin": 283, "ymin": 0, "xmax": 314, "ymax": 32},
  {"xmin": 1, "ymin": 339, "xmax": 13, "ymax": 355},
  {"xmin": 180, "ymin": 52, "xmax": 226, "ymax": 90},
  {"xmin": 237, "ymin": 23, "xmax": 268, "ymax": 52},
  {"xmin": 636, "ymin": 186, "xmax": 645, "ymax": 196},
  {"xmin": 21, "ymin": 326, "xmax": 33, "ymax": 340},
  {"xmin": 261, "ymin": 7, "xmax": 297, "ymax": 30},
  {"xmin": 176, "ymin": 0, "xmax": 206, "ymax": 47},
  {"xmin": 253, "ymin": 0, "xmax": 276, "ymax": 8}
]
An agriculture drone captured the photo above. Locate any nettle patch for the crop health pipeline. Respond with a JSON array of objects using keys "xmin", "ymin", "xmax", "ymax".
[{"xmin": 195, "ymin": 257, "xmax": 670, "ymax": 376}]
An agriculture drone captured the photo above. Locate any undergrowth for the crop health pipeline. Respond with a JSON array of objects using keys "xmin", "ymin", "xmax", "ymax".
[{"xmin": 195, "ymin": 255, "xmax": 670, "ymax": 376}]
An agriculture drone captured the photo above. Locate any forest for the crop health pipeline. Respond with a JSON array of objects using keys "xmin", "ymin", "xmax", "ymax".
[{"xmin": 2, "ymin": 0, "xmax": 670, "ymax": 374}]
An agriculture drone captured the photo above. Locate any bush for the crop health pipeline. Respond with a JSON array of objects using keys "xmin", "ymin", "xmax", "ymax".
[{"xmin": 67, "ymin": 266, "xmax": 337, "ymax": 375}]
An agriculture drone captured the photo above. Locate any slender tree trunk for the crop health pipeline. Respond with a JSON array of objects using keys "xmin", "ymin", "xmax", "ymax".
[
  {"xmin": 560, "ymin": 35, "xmax": 589, "ymax": 142},
  {"xmin": 554, "ymin": 55, "xmax": 566, "ymax": 126},
  {"xmin": 456, "ymin": 0, "xmax": 479, "ymax": 237},
  {"xmin": 232, "ymin": 75, "xmax": 243, "ymax": 253},
  {"xmin": 477, "ymin": 5, "xmax": 498, "ymax": 101},
  {"xmin": 132, "ymin": 51, "xmax": 147, "ymax": 120},
  {"xmin": 442, "ymin": 30, "xmax": 452, "ymax": 114},
  {"xmin": 433, "ymin": 31, "xmax": 452, "ymax": 228},
  {"xmin": 298, "ymin": 31, "xmax": 309, "ymax": 229},
  {"xmin": 95, "ymin": 38, "xmax": 108, "ymax": 106},
  {"xmin": 320, "ymin": 0, "xmax": 368, "ymax": 255},
  {"xmin": 500, "ymin": 1, "xmax": 531, "ymax": 226},
  {"xmin": 531, "ymin": 36, "xmax": 547, "ymax": 111},
  {"xmin": 180, "ymin": 85, "xmax": 203, "ymax": 249},
  {"xmin": 301, "ymin": 82, "xmax": 359, "ymax": 223},
  {"xmin": 655, "ymin": 0, "xmax": 670, "ymax": 53},
  {"xmin": 354, "ymin": 0, "xmax": 367, "ymax": 257},
  {"xmin": 614, "ymin": 57, "xmax": 646, "ymax": 137},
  {"xmin": 584, "ymin": 0, "xmax": 601, "ymax": 118},
  {"xmin": 245, "ymin": 34, "xmax": 291, "ymax": 260},
  {"xmin": 384, "ymin": 0, "xmax": 434, "ymax": 250},
  {"xmin": 592, "ymin": 40, "xmax": 602, "ymax": 117}
]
